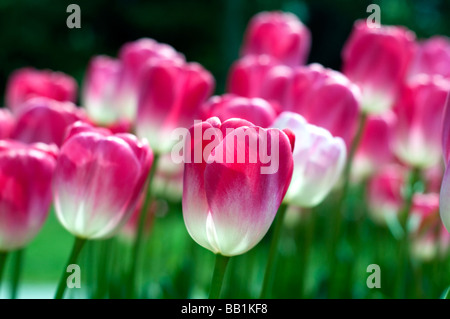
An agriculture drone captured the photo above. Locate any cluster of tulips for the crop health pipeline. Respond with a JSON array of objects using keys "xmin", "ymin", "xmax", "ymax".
[{"xmin": 0, "ymin": 10, "xmax": 450, "ymax": 299}]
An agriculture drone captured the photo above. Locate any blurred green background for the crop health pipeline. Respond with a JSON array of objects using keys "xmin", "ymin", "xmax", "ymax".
[{"xmin": 0, "ymin": 0, "xmax": 449, "ymax": 298}]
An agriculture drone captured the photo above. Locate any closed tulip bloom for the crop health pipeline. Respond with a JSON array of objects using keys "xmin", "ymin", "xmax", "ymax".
[
  {"xmin": 202, "ymin": 94, "xmax": 277, "ymax": 128},
  {"xmin": 0, "ymin": 140, "xmax": 57, "ymax": 251},
  {"xmin": 53, "ymin": 122, "xmax": 153, "ymax": 239},
  {"xmin": 342, "ymin": 20, "xmax": 415, "ymax": 114},
  {"xmin": 0, "ymin": 109, "xmax": 15, "ymax": 139},
  {"xmin": 272, "ymin": 112, "xmax": 346, "ymax": 207},
  {"xmin": 409, "ymin": 36, "xmax": 450, "ymax": 80},
  {"xmin": 115, "ymin": 38, "xmax": 185, "ymax": 121},
  {"xmin": 182, "ymin": 117, "xmax": 294, "ymax": 256},
  {"xmin": 136, "ymin": 59, "xmax": 214, "ymax": 154},
  {"xmin": 241, "ymin": 11, "xmax": 311, "ymax": 66},
  {"xmin": 12, "ymin": 97, "xmax": 88, "ymax": 147},
  {"xmin": 6, "ymin": 68, "xmax": 77, "ymax": 114},
  {"xmin": 82, "ymin": 55, "xmax": 122, "ymax": 125},
  {"xmin": 392, "ymin": 75, "xmax": 450, "ymax": 169}
]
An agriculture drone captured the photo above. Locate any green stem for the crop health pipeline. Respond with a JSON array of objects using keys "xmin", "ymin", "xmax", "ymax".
[
  {"xmin": 209, "ymin": 254, "xmax": 231, "ymax": 299},
  {"xmin": 54, "ymin": 237, "xmax": 87, "ymax": 299},
  {"xmin": 9, "ymin": 249, "xmax": 24, "ymax": 299},
  {"xmin": 298, "ymin": 208, "xmax": 314, "ymax": 298},
  {"xmin": 0, "ymin": 251, "xmax": 8, "ymax": 291},
  {"xmin": 260, "ymin": 203, "xmax": 288, "ymax": 298},
  {"xmin": 128, "ymin": 153, "xmax": 160, "ymax": 298}
]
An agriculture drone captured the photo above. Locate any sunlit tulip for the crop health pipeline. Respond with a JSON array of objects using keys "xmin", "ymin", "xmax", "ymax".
[
  {"xmin": 53, "ymin": 122, "xmax": 153, "ymax": 239},
  {"xmin": 409, "ymin": 36, "xmax": 450, "ymax": 80},
  {"xmin": 202, "ymin": 94, "xmax": 277, "ymax": 128},
  {"xmin": 0, "ymin": 140, "xmax": 57, "ymax": 251},
  {"xmin": 115, "ymin": 38, "xmax": 185, "ymax": 121},
  {"xmin": 6, "ymin": 68, "xmax": 77, "ymax": 114},
  {"xmin": 342, "ymin": 20, "xmax": 415, "ymax": 114},
  {"xmin": 11, "ymin": 97, "xmax": 88, "ymax": 147},
  {"xmin": 136, "ymin": 59, "xmax": 214, "ymax": 154},
  {"xmin": 0, "ymin": 109, "xmax": 15, "ymax": 139},
  {"xmin": 241, "ymin": 11, "xmax": 311, "ymax": 66},
  {"xmin": 182, "ymin": 117, "xmax": 294, "ymax": 256},
  {"xmin": 272, "ymin": 112, "xmax": 346, "ymax": 207},
  {"xmin": 392, "ymin": 75, "xmax": 450, "ymax": 169}
]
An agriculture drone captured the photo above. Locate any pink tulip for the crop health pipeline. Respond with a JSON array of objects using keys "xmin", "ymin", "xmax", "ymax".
[
  {"xmin": 409, "ymin": 36, "xmax": 450, "ymax": 80},
  {"xmin": 352, "ymin": 112, "xmax": 396, "ymax": 181},
  {"xmin": 115, "ymin": 38, "xmax": 185, "ymax": 121},
  {"xmin": 11, "ymin": 97, "xmax": 88, "ymax": 147},
  {"xmin": 0, "ymin": 140, "xmax": 57, "ymax": 251},
  {"xmin": 182, "ymin": 117, "xmax": 294, "ymax": 256},
  {"xmin": 241, "ymin": 11, "xmax": 311, "ymax": 66},
  {"xmin": 52, "ymin": 122, "xmax": 153, "ymax": 239},
  {"xmin": 6, "ymin": 68, "xmax": 77, "ymax": 114},
  {"xmin": 202, "ymin": 94, "xmax": 277, "ymax": 128},
  {"xmin": 272, "ymin": 112, "xmax": 346, "ymax": 207},
  {"xmin": 82, "ymin": 55, "xmax": 122, "ymax": 125},
  {"xmin": 392, "ymin": 75, "xmax": 450, "ymax": 168},
  {"xmin": 136, "ymin": 59, "xmax": 214, "ymax": 154},
  {"xmin": 342, "ymin": 20, "xmax": 416, "ymax": 114},
  {"xmin": 0, "ymin": 109, "xmax": 15, "ymax": 139}
]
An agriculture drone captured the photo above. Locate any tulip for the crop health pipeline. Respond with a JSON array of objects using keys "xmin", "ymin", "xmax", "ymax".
[
  {"xmin": 241, "ymin": 11, "xmax": 311, "ymax": 66},
  {"xmin": 408, "ymin": 36, "xmax": 450, "ymax": 80},
  {"xmin": 136, "ymin": 59, "xmax": 214, "ymax": 154},
  {"xmin": 0, "ymin": 109, "xmax": 15, "ymax": 139},
  {"xmin": 11, "ymin": 97, "xmax": 88, "ymax": 147},
  {"xmin": 202, "ymin": 94, "xmax": 277, "ymax": 128},
  {"xmin": 6, "ymin": 68, "xmax": 77, "ymax": 114},
  {"xmin": 182, "ymin": 117, "xmax": 294, "ymax": 257},
  {"xmin": 0, "ymin": 140, "xmax": 57, "ymax": 251},
  {"xmin": 272, "ymin": 111, "xmax": 346, "ymax": 208},
  {"xmin": 392, "ymin": 75, "xmax": 450, "ymax": 169},
  {"xmin": 115, "ymin": 38, "xmax": 185, "ymax": 121},
  {"xmin": 342, "ymin": 20, "xmax": 415, "ymax": 114},
  {"xmin": 82, "ymin": 55, "xmax": 122, "ymax": 125}
]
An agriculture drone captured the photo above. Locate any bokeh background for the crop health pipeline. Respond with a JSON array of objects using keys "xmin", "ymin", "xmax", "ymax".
[{"xmin": 0, "ymin": 0, "xmax": 449, "ymax": 298}]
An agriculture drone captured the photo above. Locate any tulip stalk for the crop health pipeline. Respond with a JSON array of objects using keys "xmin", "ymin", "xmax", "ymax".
[
  {"xmin": 260, "ymin": 203, "xmax": 288, "ymax": 298},
  {"xmin": 9, "ymin": 249, "xmax": 24, "ymax": 299},
  {"xmin": 55, "ymin": 237, "xmax": 87, "ymax": 299},
  {"xmin": 128, "ymin": 153, "xmax": 160, "ymax": 298},
  {"xmin": 209, "ymin": 254, "xmax": 230, "ymax": 299},
  {"xmin": 0, "ymin": 252, "xmax": 8, "ymax": 289}
]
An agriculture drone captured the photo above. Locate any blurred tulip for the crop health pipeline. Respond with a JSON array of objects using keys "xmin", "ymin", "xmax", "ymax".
[
  {"xmin": 6, "ymin": 68, "xmax": 77, "ymax": 114},
  {"xmin": 0, "ymin": 109, "xmax": 15, "ymax": 139},
  {"xmin": 182, "ymin": 117, "xmax": 294, "ymax": 256},
  {"xmin": 392, "ymin": 75, "xmax": 450, "ymax": 169},
  {"xmin": 241, "ymin": 11, "xmax": 311, "ymax": 66},
  {"xmin": 11, "ymin": 97, "xmax": 88, "ymax": 147},
  {"xmin": 342, "ymin": 20, "xmax": 415, "ymax": 114},
  {"xmin": 272, "ymin": 112, "xmax": 346, "ymax": 207},
  {"xmin": 0, "ymin": 140, "xmax": 57, "ymax": 251},
  {"xmin": 115, "ymin": 38, "xmax": 185, "ymax": 121},
  {"xmin": 202, "ymin": 94, "xmax": 277, "ymax": 128},
  {"xmin": 352, "ymin": 112, "xmax": 395, "ymax": 181},
  {"xmin": 136, "ymin": 59, "xmax": 214, "ymax": 154},
  {"xmin": 409, "ymin": 36, "xmax": 450, "ymax": 80},
  {"xmin": 53, "ymin": 122, "xmax": 153, "ymax": 239},
  {"xmin": 82, "ymin": 55, "xmax": 122, "ymax": 125}
]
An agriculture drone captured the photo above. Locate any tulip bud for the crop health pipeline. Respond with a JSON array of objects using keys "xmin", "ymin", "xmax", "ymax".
[
  {"xmin": 6, "ymin": 68, "xmax": 77, "ymax": 114},
  {"xmin": 272, "ymin": 112, "xmax": 346, "ymax": 207},
  {"xmin": 182, "ymin": 117, "xmax": 294, "ymax": 256},
  {"xmin": 136, "ymin": 59, "xmax": 214, "ymax": 154},
  {"xmin": 11, "ymin": 97, "xmax": 88, "ymax": 147},
  {"xmin": 241, "ymin": 11, "xmax": 311, "ymax": 66},
  {"xmin": 202, "ymin": 94, "xmax": 277, "ymax": 128},
  {"xmin": 53, "ymin": 122, "xmax": 153, "ymax": 239},
  {"xmin": 409, "ymin": 36, "xmax": 450, "ymax": 80},
  {"xmin": 0, "ymin": 108, "xmax": 15, "ymax": 139},
  {"xmin": 0, "ymin": 140, "xmax": 57, "ymax": 251},
  {"xmin": 342, "ymin": 20, "xmax": 415, "ymax": 114},
  {"xmin": 392, "ymin": 75, "xmax": 450, "ymax": 169}
]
